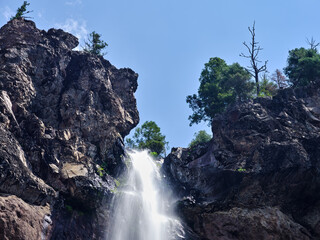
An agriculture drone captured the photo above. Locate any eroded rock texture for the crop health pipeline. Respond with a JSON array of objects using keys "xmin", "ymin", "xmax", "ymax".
[
  {"xmin": 163, "ymin": 85, "xmax": 320, "ymax": 239},
  {"xmin": 0, "ymin": 19, "xmax": 139, "ymax": 239}
]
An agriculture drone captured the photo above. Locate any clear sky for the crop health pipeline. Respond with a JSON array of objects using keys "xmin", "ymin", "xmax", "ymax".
[{"xmin": 1, "ymin": 0, "xmax": 320, "ymax": 149}]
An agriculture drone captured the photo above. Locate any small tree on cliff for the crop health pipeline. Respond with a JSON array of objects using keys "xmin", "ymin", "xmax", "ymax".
[
  {"xmin": 186, "ymin": 57, "xmax": 254, "ymax": 125},
  {"xmin": 83, "ymin": 31, "xmax": 108, "ymax": 56},
  {"xmin": 284, "ymin": 47, "xmax": 320, "ymax": 87},
  {"xmin": 188, "ymin": 130, "xmax": 212, "ymax": 148},
  {"xmin": 126, "ymin": 121, "xmax": 168, "ymax": 157},
  {"xmin": 11, "ymin": 1, "xmax": 32, "ymax": 20},
  {"xmin": 259, "ymin": 74, "xmax": 278, "ymax": 97},
  {"xmin": 271, "ymin": 69, "xmax": 288, "ymax": 89}
]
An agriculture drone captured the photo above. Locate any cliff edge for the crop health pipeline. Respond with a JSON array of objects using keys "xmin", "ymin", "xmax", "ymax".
[
  {"xmin": 164, "ymin": 84, "xmax": 320, "ymax": 239},
  {"xmin": 0, "ymin": 19, "xmax": 139, "ymax": 239}
]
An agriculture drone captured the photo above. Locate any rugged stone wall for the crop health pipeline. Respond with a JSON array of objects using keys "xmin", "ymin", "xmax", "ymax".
[
  {"xmin": 0, "ymin": 19, "xmax": 139, "ymax": 239},
  {"xmin": 3, "ymin": 17, "xmax": 320, "ymax": 240},
  {"xmin": 163, "ymin": 85, "xmax": 320, "ymax": 239}
]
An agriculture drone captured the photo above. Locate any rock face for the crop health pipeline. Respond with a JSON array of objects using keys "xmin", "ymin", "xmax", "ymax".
[
  {"xmin": 0, "ymin": 19, "xmax": 139, "ymax": 239},
  {"xmin": 0, "ymin": 195, "xmax": 51, "ymax": 240},
  {"xmin": 163, "ymin": 85, "xmax": 320, "ymax": 239}
]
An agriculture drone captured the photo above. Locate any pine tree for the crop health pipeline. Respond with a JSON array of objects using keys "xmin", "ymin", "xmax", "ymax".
[
  {"xmin": 11, "ymin": 1, "xmax": 32, "ymax": 20},
  {"xmin": 83, "ymin": 31, "xmax": 108, "ymax": 56}
]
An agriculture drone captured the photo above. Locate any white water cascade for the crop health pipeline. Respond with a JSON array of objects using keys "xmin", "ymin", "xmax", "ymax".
[{"xmin": 107, "ymin": 150, "xmax": 184, "ymax": 240}]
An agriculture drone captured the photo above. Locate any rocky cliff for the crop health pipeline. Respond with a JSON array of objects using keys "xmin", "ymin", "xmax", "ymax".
[
  {"xmin": 0, "ymin": 19, "xmax": 139, "ymax": 239},
  {"xmin": 163, "ymin": 85, "xmax": 320, "ymax": 239},
  {"xmin": 2, "ymin": 18, "xmax": 320, "ymax": 240}
]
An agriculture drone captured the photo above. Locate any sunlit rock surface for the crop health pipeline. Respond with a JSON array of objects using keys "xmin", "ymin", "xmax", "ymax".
[
  {"xmin": 163, "ymin": 85, "xmax": 320, "ymax": 239},
  {"xmin": 0, "ymin": 18, "xmax": 139, "ymax": 239},
  {"xmin": 0, "ymin": 195, "xmax": 52, "ymax": 240}
]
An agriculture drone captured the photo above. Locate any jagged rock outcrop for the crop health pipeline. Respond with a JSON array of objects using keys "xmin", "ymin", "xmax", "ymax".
[
  {"xmin": 0, "ymin": 18, "xmax": 139, "ymax": 239},
  {"xmin": 163, "ymin": 85, "xmax": 320, "ymax": 239}
]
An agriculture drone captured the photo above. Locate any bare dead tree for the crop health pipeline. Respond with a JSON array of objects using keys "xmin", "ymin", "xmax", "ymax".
[
  {"xmin": 306, "ymin": 37, "xmax": 320, "ymax": 51},
  {"xmin": 271, "ymin": 69, "xmax": 289, "ymax": 89},
  {"xmin": 240, "ymin": 21, "xmax": 268, "ymax": 95}
]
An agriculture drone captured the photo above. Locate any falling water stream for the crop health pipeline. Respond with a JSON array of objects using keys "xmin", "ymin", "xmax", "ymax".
[{"xmin": 107, "ymin": 150, "xmax": 184, "ymax": 240}]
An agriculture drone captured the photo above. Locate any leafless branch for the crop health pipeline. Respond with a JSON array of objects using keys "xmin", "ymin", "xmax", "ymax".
[
  {"xmin": 240, "ymin": 21, "xmax": 268, "ymax": 95},
  {"xmin": 306, "ymin": 37, "xmax": 320, "ymax": 51}
]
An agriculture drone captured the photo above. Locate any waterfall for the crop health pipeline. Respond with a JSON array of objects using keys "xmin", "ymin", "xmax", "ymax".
[{"xmin": 107, "ymin": 150, "xmax": 184, "ymax": 240}]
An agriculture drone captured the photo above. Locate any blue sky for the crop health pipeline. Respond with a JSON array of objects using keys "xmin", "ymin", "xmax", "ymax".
[{"xmin": 1, "ymin": 0, "xmax": 320, "ymax": 149}]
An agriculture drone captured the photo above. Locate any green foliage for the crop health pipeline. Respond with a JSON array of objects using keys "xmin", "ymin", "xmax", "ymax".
[
  {"xmin": 126, "ymin": 121, "xmax": 168, "ymax": 156},
  {"xmin": 110, "ymin": 188, "xmax": 118, "ymax": 194},
  {"xmin": 237, "ymin": 168, "xmax": 246, "ymax": 172},
  {"xmin": 284, "ymin": 47, "xmax": 320, "ymax": 87},
  {"xmin": 150, "ymin": 152, "xmax": 158, "ymax": 157},
  {"xmin": 114, "ymin": 179, "xmax": 120, "ymax": 187},
  {"xmin": 188, "ymin": 130, "xmax": 212, "ymax": 148},
  {"xmin": 97, "ymin": 167, "xmax": 104, "ymax": 177},
  {"xmin": 111, "ymin": 177, "xmax": 125, "ymax": 194},
  {"xmin": 125, "ymin": 138, "xmax": 135, "ymax": 149},
  {"xmin": 65, "ymin": 204, "xmax": 84, "ymax": 216},
  {"xmin": 84, "ymin": 31, "xmax": 108, "ymax": 56},
  {"xmin": 186, "ymin": 57, "xmax": 254, "ymax": 125},
  {"xmin": 11, "ymin": 1, "xmax": 32, "ymax": 20},
  {"xmin": 258, "ymin": 75, "xmax": 278, "ymax": 97},
  {"xmin": 96, "ymin": 162, "xmax": 109, "ymax": 177},
  {"xmin": 65, "ymin": 204, "xmax": 73, "ymax": 212}
]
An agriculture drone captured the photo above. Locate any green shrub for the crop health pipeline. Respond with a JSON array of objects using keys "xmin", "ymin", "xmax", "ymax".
[
  {"xmin": 11, "ymin": 1, "xmax": 32, "ymax": 20},
  {"xmin": 189, "ymin": 130, "xmax": 212, "ymax": 148},
  {"xmin": 237, "ymin": 168, "xmax": 246, "ymax": 172}
]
